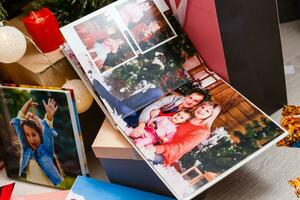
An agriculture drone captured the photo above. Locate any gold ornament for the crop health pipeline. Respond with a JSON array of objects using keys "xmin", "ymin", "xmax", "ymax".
[{"xmin": 62, "ymin": 79, "xmax": 93, "ymax": 113}]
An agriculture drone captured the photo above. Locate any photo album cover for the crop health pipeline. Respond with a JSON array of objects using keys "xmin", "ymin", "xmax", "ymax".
[
  {"xmin": 0, "ymin": 85, "xmax": 88, "ymax": 189},
  {"xmin": 60, "ymin": 0, "xmax": 288, "ymax": 199}
]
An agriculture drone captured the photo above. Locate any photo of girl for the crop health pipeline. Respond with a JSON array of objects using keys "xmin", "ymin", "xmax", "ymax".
[
  {"xmin": 116, "ymin": 0, "xmax": 176, "ymax": 53},
  {"xmin": 0, "ymin": 87, "xmax": 87, "ymax": 189},
  {"xmin": 151, "ymin": 101, "xmax": 221, "ymax": 166},
  {"xmin": 10, "ymin": 98, "xmax": 62, "ymax": 186},
  {"xmin": 126, "ymin": 109, "xmax": 193, "ymax": 148},
  {"xmin": 74, "ymin": 11, "xmax": 136, "ymax": 73}
]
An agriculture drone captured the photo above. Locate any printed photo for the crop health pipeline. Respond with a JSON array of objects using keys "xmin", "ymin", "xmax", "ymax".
[
  {"xmin": 74, "ymin": 11, "xmax": 136, "ymax": 73},
  {"xmin": 88, "ymin": 35, "xmax": 194, "ymax": 121},
  {"xmin": 0, "ymin": 87, "xmax": 83, "ymax": 189},
  {"xmin": 60, "ymin": 0, "xmax": 287, "ymax": 198},
  {"xmin": 116, "ymin": 0, "xmax": 176, "ymax": 53},
  {"xmin": 122, "ymin": 72, "xmax": 285, "ymax": 199}
]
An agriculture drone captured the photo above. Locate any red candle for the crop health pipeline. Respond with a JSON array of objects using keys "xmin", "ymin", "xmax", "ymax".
[{"xmin": 22, "ymin": 8, "xmax": 64, "ymax": 53}]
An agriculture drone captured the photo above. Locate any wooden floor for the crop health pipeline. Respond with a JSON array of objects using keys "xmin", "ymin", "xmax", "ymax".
[{"xmin": 205, "ymin": 20, "xmax": 300, "ymax": 200}]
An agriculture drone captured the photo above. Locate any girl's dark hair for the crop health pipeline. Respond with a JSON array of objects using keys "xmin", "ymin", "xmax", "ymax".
[{"xmin": 21, "ymin": 120, "xmax": 42, "ymax": 143}]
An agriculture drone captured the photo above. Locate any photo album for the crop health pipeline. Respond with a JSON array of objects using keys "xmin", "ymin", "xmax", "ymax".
[
  {"xmin": 0, "ymin": 85, "xmax": 88, "ymax": 189},
  {"xmin": 60, "ymin": 0, "xmax": 288, "ymax": 199}
]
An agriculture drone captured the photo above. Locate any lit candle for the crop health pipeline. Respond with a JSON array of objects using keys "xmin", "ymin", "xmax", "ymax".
[{"xmin": 22, "ymin": 8, "xmax": 64, "ymax": 53}]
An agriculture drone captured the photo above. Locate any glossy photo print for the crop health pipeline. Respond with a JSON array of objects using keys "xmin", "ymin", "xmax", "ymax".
[
  {"xmin": 61, "ymin": 0, "xmax": 189, "ymax": 114},
  {"xmin": 74, "ymin": 10, "xmax": 137, "ymax": 73},
  {"xmin": 115, "ymin": 0, "xmax": 177, "ymax": 53},
  {"xmin": 0, "ymin": 86, "xmax": 86, "ymax": 189},
  {"xmin": 122, "ymin": 63, "xmax": 287, "ymax": 199}
]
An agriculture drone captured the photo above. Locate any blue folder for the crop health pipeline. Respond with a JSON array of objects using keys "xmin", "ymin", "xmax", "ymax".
[{"xmin": 67, "ymin": 176, "xmax": 174, "ymax": 200}]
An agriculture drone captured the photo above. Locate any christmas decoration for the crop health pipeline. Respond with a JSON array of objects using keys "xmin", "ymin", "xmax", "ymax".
[
  {"xmin": 0, "ymin": 0, "xmax": 7, "ymax": 21},
  {"xmin": 282, "ymin": 105, "xmax": 300, "ymax": 116},
  {"xmin": 31, "ymin": 0, "xmax": 116, "ymax": 26},
  {"xmin": 289, "ymin": 176, "xmax": 300, "ymax": 198},
  {"xmin": 22, "ymin": 8, "xmax": 64, "ymax": 53},
  {"xmin": 277, "ymin": 105, "xmax": 300, "ymax": 147},
  {"xmin": 197, "ymin": 127, "xmax": 230, "ymax": 151},
  {"xmin": 174, "ymin": 80, "xmax": 211, "ymax": 100},
  {"xmin": 62, "ymin": 79, "xmax": 93, "ymax": 113},
  {"xmin": 0, "ymin": 25, "xmax": 26, "ymax": 63},
  {"xmin": 104, "ymin": 33, "xmax": 194, "ymax": 100},
  {"xmin": 180, "ymin": 117, "xmax": 283, "ymax": 173}
]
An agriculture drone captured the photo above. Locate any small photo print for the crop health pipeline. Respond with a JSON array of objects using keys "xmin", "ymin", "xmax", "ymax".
[
  {"xmin": 120, "ymin": 77, "xmax": 286, "ymax": 199},
  {"xmin": 74, "ymin": 11, "xmax": 136, "ymax": 73},
  {"xmin": 116, "ymin": 0, "xmax": 176, "ymax": 53},
  {"xmin": 0, "ymin": 87, "xmax": 82, "ymax": 189}
]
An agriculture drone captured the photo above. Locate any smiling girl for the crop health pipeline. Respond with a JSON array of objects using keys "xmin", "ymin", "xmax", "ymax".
[
  {"xmin": 153, "ymin": 101, "xmax": 221, "ymax": 166},
  {"xmin": 10, "ymin": 98, "xmax": 63, "ymax": 186}
]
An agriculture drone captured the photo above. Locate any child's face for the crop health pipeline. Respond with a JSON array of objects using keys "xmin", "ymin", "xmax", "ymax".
[
  {"xmin": 171, "ymin": 111, "xmax": 191, "ymax": 124},
  {"xmin": 148, "ymin": 22, "xmax": 160, "ymax": 33},
  {"xmin": 194, "ymin": 104, "xmax": 214, "ymax": 120},
  {"xmin": 23, "ymin": 125, "xmax": 41, "ymax": 151}
]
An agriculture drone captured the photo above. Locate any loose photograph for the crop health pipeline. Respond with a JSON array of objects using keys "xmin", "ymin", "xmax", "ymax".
[
  {"xmin": 74, "ymin": 11, "xmax": 136, "ymax": 73},
  {"xmin": 116, "ymin": 0, "xmax": 176, "ymax": 53},
  {"xmin": 0, "ymin": 87, "xmax": 84, "ymax": 189}
]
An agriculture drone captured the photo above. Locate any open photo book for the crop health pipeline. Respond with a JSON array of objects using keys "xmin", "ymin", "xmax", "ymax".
[
  {"xmin": 60, "ymin": 0, "xmax": 288, "ymax": 199},
  {"xmin": 0, "ymin": 85, "xmax": 88, "ymax": 189}
]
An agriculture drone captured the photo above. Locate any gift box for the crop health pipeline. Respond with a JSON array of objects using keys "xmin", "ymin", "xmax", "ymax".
[{"xmin": 92, "ymin": 119, "xmax": 173, "ymax": 197}]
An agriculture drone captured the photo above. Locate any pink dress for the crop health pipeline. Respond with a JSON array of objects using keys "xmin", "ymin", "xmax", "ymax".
[{"xmin": 134, "ymin": 116, "xmax": 177, "ymax": 148}]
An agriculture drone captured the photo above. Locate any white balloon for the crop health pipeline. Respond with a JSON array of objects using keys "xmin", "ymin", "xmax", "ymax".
[
  {"xmin": 0, "ymin": 26, "xmax": 27, "ymax": 63},
  {"xmin": 62, "ymin": 79, "xmax": 94, "ymax": 113}
]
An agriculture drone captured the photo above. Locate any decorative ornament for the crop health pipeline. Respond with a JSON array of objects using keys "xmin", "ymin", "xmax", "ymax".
[
  {"xmin": 0, "ymin": 25, "xmax": 27, "ymax": 63},
  {"xmin": 62, "ymin": 79, "xmax": 93, "ymax": 113},
  {"xmin": 289, "ymin": 176, "xmax": 300, "ymax": 198}
]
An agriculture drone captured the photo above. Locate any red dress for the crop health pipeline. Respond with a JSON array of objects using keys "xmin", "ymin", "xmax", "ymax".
[{"xmin": 159, "ymin": 121, "xmax": 210, "ymax": 166}]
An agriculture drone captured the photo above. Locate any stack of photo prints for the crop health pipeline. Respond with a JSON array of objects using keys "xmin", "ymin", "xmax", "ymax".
[
  {"xmin": 60, "ymin": 0, "xmax": 287, "ymax": 199},
  {"xmin": 0, "ymin": 85, "xmax": 88, "ymax": 189}
]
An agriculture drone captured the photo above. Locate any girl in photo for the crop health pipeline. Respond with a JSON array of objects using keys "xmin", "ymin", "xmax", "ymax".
[
  {"xmin": 128, "ymin": 109, "xmax": 193, "ymax": 148},
  {"xmin": 88, "ymin": 38, "xmax": 125, "ymax": 69},
  {"xmin": 152, "ymin": 101, "xmax": 221, "ymax": 166},
  {"xmin": 10, "ymin": 98, "xmax": 63, "ymax": 186}
]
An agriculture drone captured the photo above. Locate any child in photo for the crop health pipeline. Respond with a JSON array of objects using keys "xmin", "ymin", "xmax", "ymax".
[
  {"xmin": 152, "ymin": 101, "xmax": 221, "ymax": 166},
  {"xmin": 127, "ymin": 110, "xmax": 192, "ymax": 148},
  {"xmin": 131, "ymin": 20, "xmax": 163, "ymax": 43},
  {"xmin": 10, "ymin": 98, "xmax": 63, "ymax": 186},
  {"xmin": 88, "ymin": 38, "xmax": 124, "ymax": 69}
]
